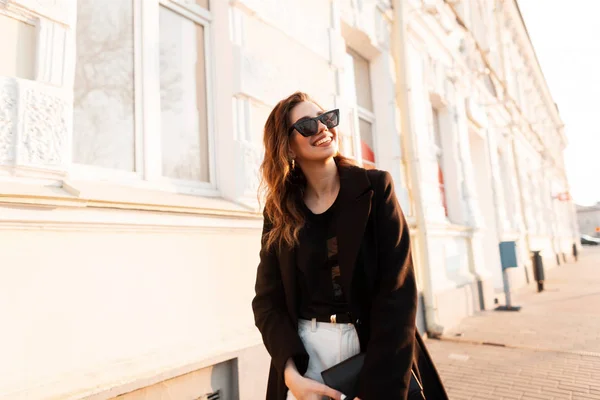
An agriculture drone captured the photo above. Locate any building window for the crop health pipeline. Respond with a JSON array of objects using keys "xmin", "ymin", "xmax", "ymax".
[
  {"xmin": 345, "ymin": 48, "xmax": 376, "ymax": 169},
  {"xmin": 526, "ymin": 172, "xmax": 540, "ymax": 233},
  {"xmin": 0, "ymin": 13, "xmax": 36, "ymax": 80},
  {"xmin": 431, "ymin": 107, "xmax": 448, "ymax": 217},
  {"xmin": 159, "ymin": 4, "xmax": 209, "ymax": 182},
  {"xmin": 73, "ymin": 0, "xmax": 136, "ymax": 171},
  {"xmin": 498, "ymin": 149, "xmax": 515, "ymax": 229},
  {"xmin": 73, "ymin": 0, "xmax": 213, "ymax": 187}
]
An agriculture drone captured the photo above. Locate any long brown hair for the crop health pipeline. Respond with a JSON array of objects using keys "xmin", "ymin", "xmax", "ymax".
[{"xmin": 259, "ymin": 91, "xmax": 354, "ymax": 251}]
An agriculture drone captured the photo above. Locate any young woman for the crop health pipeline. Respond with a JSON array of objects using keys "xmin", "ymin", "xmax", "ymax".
[{"xmin": 252, "ymin": 92, "xmax": 448, "ymax": 400}]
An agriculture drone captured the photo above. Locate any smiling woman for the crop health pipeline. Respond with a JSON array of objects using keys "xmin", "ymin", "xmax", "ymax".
[{"xmin": 252, "ymin": 92, "xmax": 448, "ymax": 400}]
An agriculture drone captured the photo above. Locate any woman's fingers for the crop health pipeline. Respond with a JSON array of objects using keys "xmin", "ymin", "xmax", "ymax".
[{"xmin": 313, "ymin": 381, "xmax": 343, "ymax": 400}]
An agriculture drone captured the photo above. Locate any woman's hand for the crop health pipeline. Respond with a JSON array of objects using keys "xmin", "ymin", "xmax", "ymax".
[
  {"xmin": 284, "ymin": 359, "xmax": 343, "ymax": 400},
  {"xmin": 287, "ymin": 375, "xmax": 343, "ymax": 400}
]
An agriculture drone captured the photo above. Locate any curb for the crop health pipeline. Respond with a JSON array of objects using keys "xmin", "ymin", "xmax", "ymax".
[{"xmin": 435, "ymin": 335, "xmax": 600, "ymax": 358}]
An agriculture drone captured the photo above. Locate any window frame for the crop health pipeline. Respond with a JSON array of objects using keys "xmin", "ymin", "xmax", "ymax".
[
  {"xmin": 498, "ymin": 146, "xmax": 516, "ymax": 230},
  {"xmin": 70, "ymin": 0, "xmax": 218, "ymax": 197},
  {"xmin": 71, "ymin": 0, "xmax": 143, "ymax": 182},
  {"xmin": 357, "ymin": 108, "xmax": 377, "ymax": 169},
  {"xmin": 431, "ymin": 106, "xmax": 448, "ymax": 218},
  {"xmin": 345, "ymin": 48, "xmax": 377, "ymax": 169},
  {"xmin": 0, "ymin": 10, "xmax": 37, "ymax": 80}
]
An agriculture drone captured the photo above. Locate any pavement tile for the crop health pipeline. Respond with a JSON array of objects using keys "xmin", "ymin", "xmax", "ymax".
[{"xmin": 426, "ymin": 247, "xmax": 600, "ymax": 400}]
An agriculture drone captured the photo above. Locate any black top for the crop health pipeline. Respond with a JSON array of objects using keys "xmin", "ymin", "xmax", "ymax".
[{"xmin": 295, "ymin": 191, "xmax": 350, "ymax": 319}]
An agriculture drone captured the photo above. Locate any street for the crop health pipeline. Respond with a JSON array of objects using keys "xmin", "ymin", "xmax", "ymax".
[{"xmin": 427, "ymin": 246, "xmax": 600, "ymax": 400}]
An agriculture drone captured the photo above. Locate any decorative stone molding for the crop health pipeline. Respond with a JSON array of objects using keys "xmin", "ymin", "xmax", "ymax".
[
  {"xmin": 374, "ymin": 6, "xmax": 391, "ymax": 50},
  {"xmin": 35, "ymin": 19, "xmax": 69, "ymax": 86},
  {"xmin": 3, "ymin": 0, "xmax": 72, "ymax": 26},
  {"xmin": 0, "ymin": 78, "xmax": 17, "ymax": 164},
  {"xmin": 232, "ymin": 139, "xmax": 262, "ymax": 209},
  {"xmin": 454, "ymin": 98, "xmax": 484, "ymax": 230},
  {"xmin": 329, "ymin": 29, "xmax": 347, "ymax": 69},
  {"xmin": 1, "ymin": 1, "xmax": 73, "ymax": 86},
  {"xmin": 240, "ymin": 140, "xmax": 262, "ymax": 196},
  {"xmin": 0, "ymin": 77, "xmax": 70, "ymax": 173},
  {"xmin": 21, "ymin": 85, "xmax": 68, "ymax": 165},
  {"xmin": 425, "ymin": 57, "xmax": 452, "ymax": 101},
  {"xmin": 465, "ymin": 98, "xmax": 488, "ymax": 129},
  {"xmin": 339, "ymin": 0, "xmax": 389, "ymax": 55}
]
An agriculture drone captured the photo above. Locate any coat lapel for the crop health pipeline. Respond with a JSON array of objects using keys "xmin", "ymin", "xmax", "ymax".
[
  {"xmin": 335, "ymin": 166, "xmax": 373, "ymax": 304},
  {"xmin": 278, "ymin": 244, "xmax": 298, "ymax": 324}
]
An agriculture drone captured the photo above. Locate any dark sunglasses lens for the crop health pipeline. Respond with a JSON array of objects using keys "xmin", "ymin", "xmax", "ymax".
[
  {"xmin": 297, "ymin": 120, "xmax": 318, "ymax": 137},
  {"xmin": 321, "ymin": 111, "xmax": 339, "ymax": 129}
]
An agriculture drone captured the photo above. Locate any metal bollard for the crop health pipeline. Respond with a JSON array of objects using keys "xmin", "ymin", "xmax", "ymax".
[
  {"xmin": 572, "ymin": 243, "xmax": 578, "ymax": 262},
  {"xmin": 531, "ymin": 250, "xmax": 545, "ymax": 292}
]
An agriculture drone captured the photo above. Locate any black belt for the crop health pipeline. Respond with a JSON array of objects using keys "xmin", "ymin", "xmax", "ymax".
[{"xmin": 301, "ymin": 312, "xmax": 355, "ymax": 324}]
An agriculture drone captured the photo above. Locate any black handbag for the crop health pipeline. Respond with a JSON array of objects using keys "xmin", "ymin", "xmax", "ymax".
[{"xmin": 321, "ymin": 353, "xmax": 425, "ymax": 399}]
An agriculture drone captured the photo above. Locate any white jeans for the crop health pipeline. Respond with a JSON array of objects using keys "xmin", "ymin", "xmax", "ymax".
[{"xmin": 286, "ymin": 318, "xmax": 361, "ymax": 400}]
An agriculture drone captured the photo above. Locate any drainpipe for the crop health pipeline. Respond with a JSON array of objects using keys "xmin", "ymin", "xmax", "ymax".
[
  {"xmin": 510, "ymin": 134, "xmax": 533, "ymax": 283},
  {"xmin": 391, "ymin": 0, "xmax": 444, "ymax": 336}
]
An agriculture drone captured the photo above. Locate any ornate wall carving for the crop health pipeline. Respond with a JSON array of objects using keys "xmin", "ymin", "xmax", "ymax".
[
  {"xmin": 21, "ymin": 86, "xmax": 68, "ymax": 166},
  {"xmin": 0, "ymin": 78, "xmax": 17, "ymax": 164},
  {"xmin": 0, "ymin": 77, "xmax": 69, "ymax": 169},
  {"xmin": 240, "ymin": 140, "xmax": 262, "ymax": 196}
]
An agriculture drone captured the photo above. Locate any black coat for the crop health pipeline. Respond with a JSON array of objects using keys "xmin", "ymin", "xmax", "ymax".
[{"xmin": 252, "ymin": 165, "xmax": 449, "ymax": 399}]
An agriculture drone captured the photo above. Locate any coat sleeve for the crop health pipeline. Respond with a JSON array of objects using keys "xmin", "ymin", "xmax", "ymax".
[
  {"xmin": 251, "ymin": 212, "xmax": 309, "ymax": 379},
  {"xmin": 357, "ymin": 171, "xmax": 418, "ymax": 399}
]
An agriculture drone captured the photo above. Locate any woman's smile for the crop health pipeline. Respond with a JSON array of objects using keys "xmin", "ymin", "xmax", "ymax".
[{"xmin": 312, "ymin": 135, "xmax": 334, "ymax": 147}]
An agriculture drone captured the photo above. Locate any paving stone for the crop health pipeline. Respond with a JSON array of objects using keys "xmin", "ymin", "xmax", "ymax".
[{"xmin": 426, "ymin": 247, "xmax": 600, "ymax": 400}]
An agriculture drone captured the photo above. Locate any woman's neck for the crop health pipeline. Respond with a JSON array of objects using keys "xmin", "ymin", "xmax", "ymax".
[{"xmin": 300, "ymin": 158, "xmax": 339, "ymax": 201}]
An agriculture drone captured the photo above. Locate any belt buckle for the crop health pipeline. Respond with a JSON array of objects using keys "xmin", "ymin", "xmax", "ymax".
[{"xmin": 330, "ymin": 314, "xmax": 337, "ymax": 324}]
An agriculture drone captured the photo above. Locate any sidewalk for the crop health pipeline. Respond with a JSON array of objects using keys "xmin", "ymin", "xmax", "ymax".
[{"xmin": 426, "ymin": 246, "xmax": 600, "ymax": 400}]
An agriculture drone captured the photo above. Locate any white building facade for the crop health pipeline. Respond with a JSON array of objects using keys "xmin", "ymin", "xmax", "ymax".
[
  {"xmin": 0, "ymin": 0, "xmax": 578, "ymax": 399},
  {"xmin": 400, "ymin": 0, "xmax": 579, "ymax": 330}
]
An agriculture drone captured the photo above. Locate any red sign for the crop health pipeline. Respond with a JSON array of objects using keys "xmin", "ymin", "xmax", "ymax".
[
  {"xmin": 360, "ymin": 140, "xmax": 375, "ymax": 164},
  {"xmin": 555, "ymin": 192, "xmax": 571, "ymax": 201}
]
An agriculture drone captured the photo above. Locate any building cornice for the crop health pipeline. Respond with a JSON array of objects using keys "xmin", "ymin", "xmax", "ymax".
[{"xmin": 509, "ymin": 0, "xmax": 567, "ymax": 145}]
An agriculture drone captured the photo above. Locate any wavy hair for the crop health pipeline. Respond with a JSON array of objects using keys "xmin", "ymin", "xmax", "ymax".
[{"xmin": 259, "ymin": 91, "xmax": 354, "ymax": 251}]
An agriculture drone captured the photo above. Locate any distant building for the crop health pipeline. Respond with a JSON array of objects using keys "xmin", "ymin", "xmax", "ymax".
[{"xmin": 577, "ymin": 203, "xmax": 600, "ymax": 237}]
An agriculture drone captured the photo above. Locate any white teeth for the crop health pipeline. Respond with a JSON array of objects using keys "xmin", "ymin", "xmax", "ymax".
[{"xmin": 314, "ymin": 137, "xmax": 332, "ymax": 146}]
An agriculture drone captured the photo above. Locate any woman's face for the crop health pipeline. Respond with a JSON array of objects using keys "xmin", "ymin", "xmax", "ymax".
[{"xmin": 288, "ymin": 101, "xmax": 339, "ymax": 164}]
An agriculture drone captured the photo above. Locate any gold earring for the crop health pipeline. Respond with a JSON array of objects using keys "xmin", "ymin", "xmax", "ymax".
[{"xmin": 291, "ymin": 159, "xmax": 296, "ymax": 170}]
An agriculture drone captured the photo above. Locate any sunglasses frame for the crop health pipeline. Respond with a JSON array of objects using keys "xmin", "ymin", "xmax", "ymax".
[{"xmin": 288, "ymin": 109, "xmax": 340, "ymax": 137}]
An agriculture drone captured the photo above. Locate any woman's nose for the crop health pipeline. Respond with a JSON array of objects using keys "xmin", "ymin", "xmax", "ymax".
[{"xmin": 317, "ymin": 120, "xmax": 328, "ymax": 132}]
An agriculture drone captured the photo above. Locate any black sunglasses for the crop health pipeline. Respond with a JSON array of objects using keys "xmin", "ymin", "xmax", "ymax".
[{"xmin": 288, "ymin": 109, "xmax": 340, "ymax": 137}]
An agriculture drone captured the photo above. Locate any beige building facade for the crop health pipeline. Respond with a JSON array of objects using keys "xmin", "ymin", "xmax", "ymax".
[
  {"xmin": 0, "ymin": 0, "xmax": 578, "ymax": 399},
  {"xmin": 404, "ymin": 0, "xmax": 579, "ymax": 328}
]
